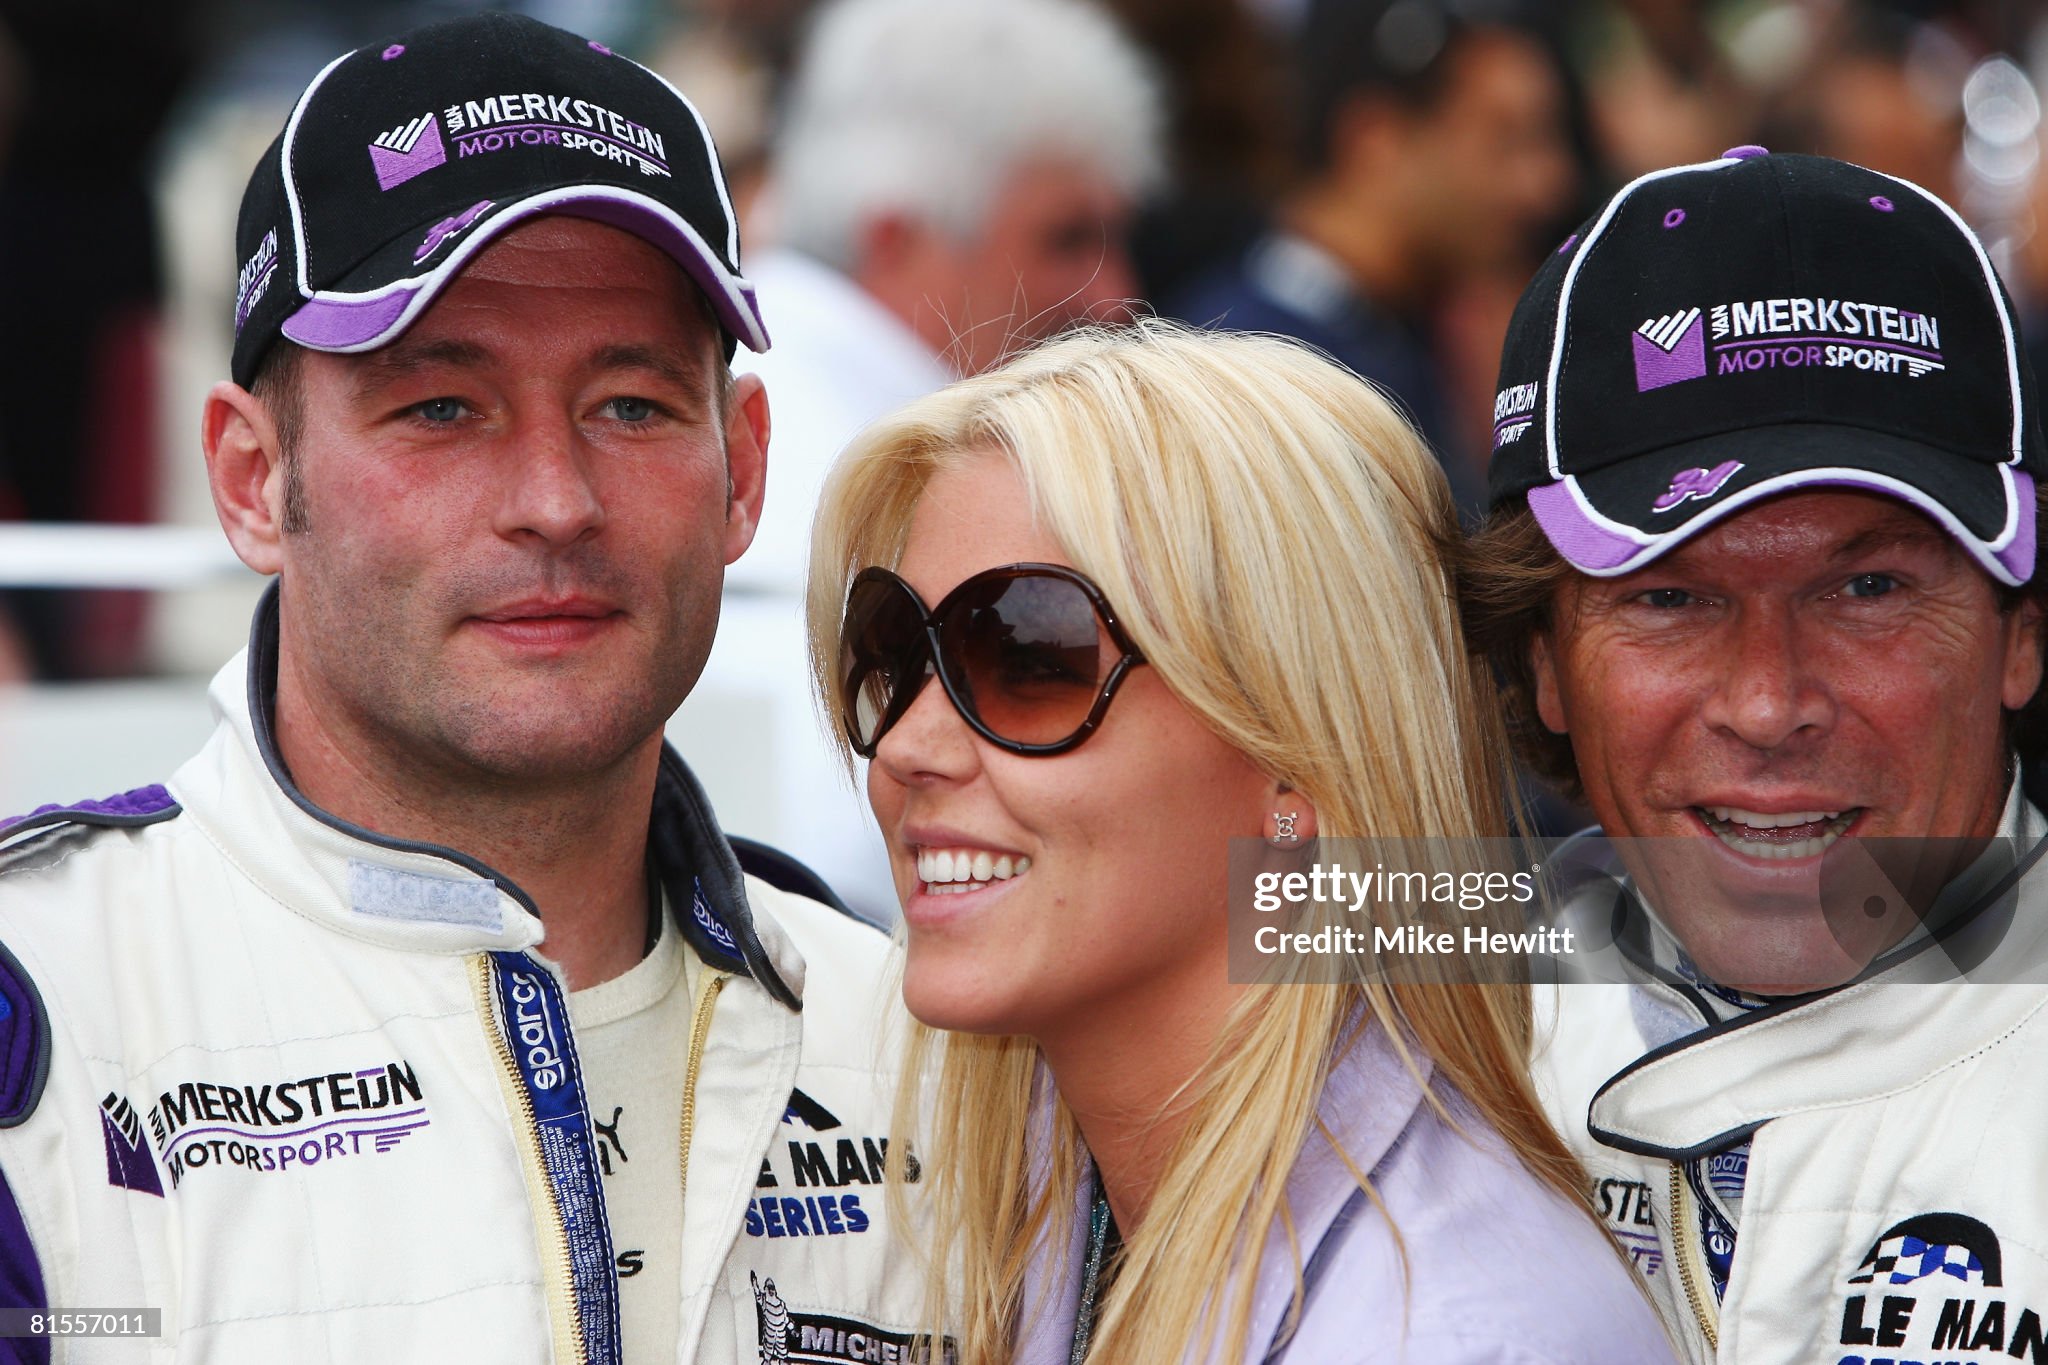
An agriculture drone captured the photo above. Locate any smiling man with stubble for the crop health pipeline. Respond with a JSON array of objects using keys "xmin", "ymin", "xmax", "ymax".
[{"xmin": 0, "ymin": 15, "xmax": 930, "ymax": 1364}]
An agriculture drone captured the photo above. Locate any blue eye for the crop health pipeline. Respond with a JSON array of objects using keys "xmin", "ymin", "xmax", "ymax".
[
  {"xmin": 1845, "ymin": 573, "xmax": 1896, "ymax": 598},
  {"xmin": 1640, "ymin": 588, "xmax": 1693, "ymax": 609},
  {"xmin": 413, "ymin": 397, "xmax": 466, "ymax": 423},
  {"xmin": 605, "ymin": 397, "xmax": 659, "ymax": 422}
]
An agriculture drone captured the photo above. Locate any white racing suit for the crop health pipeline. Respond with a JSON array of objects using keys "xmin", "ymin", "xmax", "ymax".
[
  {"xmin": 1532, "ymin": 794, "xmax": 2048, "ymax": 1364},
  {"xmin": 0, "ymin": 591, "xmax": 935, "ymax": 1363}
]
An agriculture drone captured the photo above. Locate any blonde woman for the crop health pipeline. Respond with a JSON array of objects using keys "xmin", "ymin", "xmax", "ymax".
[{"xmin": 806, "ymin": 323, "xmax": 1673, "ymax": 1364}]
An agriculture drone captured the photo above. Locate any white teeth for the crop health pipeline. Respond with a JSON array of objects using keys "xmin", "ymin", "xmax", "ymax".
[
  {"xmin": 1706, "ymin": 807, "xmax": 1842, "ymax": 829},
  {"xmin": 915, "ymin": 846, "xmax": 1029, "ymax": 889},
  {"xmin": 1719, "ymin": 834, "xmax": 1828, "ymax": 859},
  {"xmin": 1701, "ymin": 808, "xmax": 1857, "ymax": 859}
]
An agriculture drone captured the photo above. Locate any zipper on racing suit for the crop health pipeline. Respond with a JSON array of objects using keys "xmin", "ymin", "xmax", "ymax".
[
  {"xmin": 678, "ymin": 971, "xmax": 729, "ymax": 1211},
  {"xmin": 1669, "ymin": 1162, "xmax": 1721, "ymax": 1356}
]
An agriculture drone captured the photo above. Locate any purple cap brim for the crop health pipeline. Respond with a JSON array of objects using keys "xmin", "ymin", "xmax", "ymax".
[
  {"xmin": 282, "ymin": 287, "xmax": 415, "ymax": 349},
  {"xmin": 1530, "ymin": 467, "xmax": 2036, "ymax": 586},
  {"xmin": 281, "ymin": 185, "xmax": 769, "ymax": 356}
]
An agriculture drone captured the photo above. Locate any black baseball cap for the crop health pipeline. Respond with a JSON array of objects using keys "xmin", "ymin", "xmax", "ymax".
[
  {"xmin": 229, "ymin": 12, "xmax": 769, "ymax": 389},
  {"xmin": 1489, "ymin": 147, "xmax": 2043, "ymax": 586}
]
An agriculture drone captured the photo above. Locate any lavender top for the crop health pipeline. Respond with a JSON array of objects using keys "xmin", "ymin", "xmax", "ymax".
[{"xmin": 1013, "ymin": 1024, "xmax": 1679, "ymax": 1364}]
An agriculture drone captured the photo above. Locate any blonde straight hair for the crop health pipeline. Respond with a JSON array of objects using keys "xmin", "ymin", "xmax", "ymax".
[{"xmin": 806, "ymin": 322, "xmax": 1595, "ymax": 1364}]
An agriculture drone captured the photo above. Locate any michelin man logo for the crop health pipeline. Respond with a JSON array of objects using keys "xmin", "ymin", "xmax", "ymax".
[{"xmin": 752, "ymin": 1271, "xmax": 792, "ymax": 1363}]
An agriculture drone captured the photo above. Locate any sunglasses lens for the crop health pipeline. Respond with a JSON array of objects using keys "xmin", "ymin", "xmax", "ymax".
[
  {"xmin": 941, "ymin": 574, "xmax": 1109, "ymax": 748},
  {"xmin": 840, "ymin": 575, "xmax": 927, "ymax": 751}
]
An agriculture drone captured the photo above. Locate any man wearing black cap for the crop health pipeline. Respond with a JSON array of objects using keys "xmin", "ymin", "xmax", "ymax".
[
  {"xmin": 1466, "ymin": 146, "xmax": 2048, "ymax": 1361},
  {"xmin": 0, "ymin": 16, "xmax": 929, "ymax": 1363}
]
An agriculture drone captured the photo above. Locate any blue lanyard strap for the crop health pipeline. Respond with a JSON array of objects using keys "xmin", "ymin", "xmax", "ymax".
[{"xmin": 490, "ymin": 951, "xmax": 621, "ymax": 1365}]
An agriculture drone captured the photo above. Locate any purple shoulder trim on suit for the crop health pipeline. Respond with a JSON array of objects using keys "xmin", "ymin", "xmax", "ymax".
[
  {"xmin": 0, "ymin": 1164, "xmax": 49, "ymax": 1364},
  {"xmin": 1, "ymin": 784, "xmax": 180, "ymax": 836}
]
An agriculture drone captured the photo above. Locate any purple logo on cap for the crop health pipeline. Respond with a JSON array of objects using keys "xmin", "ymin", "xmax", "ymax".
[
  {"xmin": 1652, "ymin": 460, "xmax": 1744, "ymax": 513},
  {"xmin": 368, "ymin": 112, "xmax": 447, "ymax": 191},
  {"xmin": 415, "ymin": 199, "xmax": 495, "ymax": 263},
  {"xmin": 1633, "ymin": 308, "xmax": 1707, "ymax": 391}
]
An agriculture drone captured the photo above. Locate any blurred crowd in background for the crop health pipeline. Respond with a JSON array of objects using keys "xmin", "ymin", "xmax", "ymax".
[
  {"xmin": 8, "ymin": 0, "xmax": 2047, "ymax": 906},
  {"xmin": 4, "ymin": 0, "xmax": 2047, "ymax": 680},
  {"xmin": 3, "ymin": 0, "xmax": 2047, "ymax": 893}
]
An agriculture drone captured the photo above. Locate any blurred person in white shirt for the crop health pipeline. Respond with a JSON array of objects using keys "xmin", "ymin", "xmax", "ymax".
[{"xmin": 687, "ymin": 0, "xmax": 1163, "ymax": 920}]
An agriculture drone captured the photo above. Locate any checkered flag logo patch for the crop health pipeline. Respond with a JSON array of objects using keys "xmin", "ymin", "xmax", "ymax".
[
  {"xmin": 1848, "ymin": 1215, "xmax": 2002, "ymax": 1290},
  {"xmin": 1849, "ymin": 1234, "xmax": 1986, "ymax": 1287}
]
